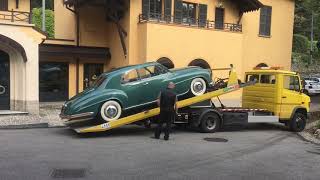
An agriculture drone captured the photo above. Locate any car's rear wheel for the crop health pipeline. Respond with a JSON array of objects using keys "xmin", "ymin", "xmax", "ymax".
[
  {"xmin": 190, "ymin": 78, "xmax": 207, "ymax": 96},
  {"xmin": 100, "ymin": 100, "xmax": 122, "ymax": 122}
]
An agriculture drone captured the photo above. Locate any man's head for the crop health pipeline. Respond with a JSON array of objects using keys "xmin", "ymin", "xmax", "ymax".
[{"xmin": 167, "ymin": 82, "xmax": 176, "ymax": 89}]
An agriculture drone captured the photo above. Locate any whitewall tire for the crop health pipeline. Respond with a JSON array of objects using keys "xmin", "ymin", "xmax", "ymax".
[
  {"xmin": 190, "ymin": 78, "xmax": 207, "ymax": 96},
  {"xmin": 100, "ymin": 100, "xmax": 122, "ymax": 122}
]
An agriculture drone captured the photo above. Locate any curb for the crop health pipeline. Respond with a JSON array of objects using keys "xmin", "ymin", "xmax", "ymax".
[
  {"xmin": 297, "ymin": 119, "xmax": 320, "ymax": 145},
  {"xmin": 296, "ymin": 132, "xmax": 320, "ymax": 145},
  {"xmin": 0, "ymin": 123, "xmax": 64, "ymax": 130}
]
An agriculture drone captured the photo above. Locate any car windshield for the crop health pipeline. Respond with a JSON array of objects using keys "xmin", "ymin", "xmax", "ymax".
[{"xmin": 91, "ymin": 75, "xmax": 106, "ymax": 88}]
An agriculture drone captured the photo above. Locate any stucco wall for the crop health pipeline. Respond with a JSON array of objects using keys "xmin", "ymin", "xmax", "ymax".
[
  {"xmin": 54, "ymin": 0, "xmax": 76, "ymax": 40},
  {"xmin": 129, "ymin": 0, "xmax": 241, "ymax": 66},
  {"xmin": 8, "ymin": 0, "xmax": 30, "ymax": 12},
  {"xmin": 241, "ymin": 0, "xmax": 295, "ymax": 72}
]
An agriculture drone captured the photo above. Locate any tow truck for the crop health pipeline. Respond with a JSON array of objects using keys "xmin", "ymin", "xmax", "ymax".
[{"xmin": 69, "ymin": 66, "xmax": 310, "ymax": 133}]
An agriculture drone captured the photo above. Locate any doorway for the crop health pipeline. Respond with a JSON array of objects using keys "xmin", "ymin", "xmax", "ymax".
[
  {"xmin": 83, "ymin": 63, "xmax": 104, "ymax": 89},
  {"xmin": 0, "ymin": 50, "xmax": 10, "ymax": 110}
]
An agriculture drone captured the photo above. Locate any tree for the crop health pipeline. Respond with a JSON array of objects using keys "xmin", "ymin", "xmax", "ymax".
[
  {"xmin": 293, "ymin": 34, "xmax": 309, "ymax": 53},
  {"xmin": 31, "ymin": 0, "xmax": 54, "ymax": 10},
  {"xmin": 32, "ymin": 8, "xmax": 55, "ymax": 38}
]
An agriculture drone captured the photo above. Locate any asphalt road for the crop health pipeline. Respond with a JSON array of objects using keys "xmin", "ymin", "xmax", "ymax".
[{"xmin": 0, "ymin": 124, "xmax": 319, "ymax": 180}]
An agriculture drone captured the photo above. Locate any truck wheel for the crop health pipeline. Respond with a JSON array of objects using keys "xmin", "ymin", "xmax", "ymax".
[
  {"xmin": 290, "ymin": 112, "xmax": 306, "ymax": 132},
  {"xmin": 200, "ymin": 112, "xmax": 221, "ymax": 133}
]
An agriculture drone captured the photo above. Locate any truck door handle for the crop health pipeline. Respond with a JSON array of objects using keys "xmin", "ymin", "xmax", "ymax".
[{"xmin": 282, "ymin": 96, "xmax": 287, "ymax": 99}]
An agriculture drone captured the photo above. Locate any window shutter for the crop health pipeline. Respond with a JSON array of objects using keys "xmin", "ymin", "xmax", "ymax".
[
  {"xmin": 215, "ymin": 8, "xmax": 224, "ymax": 29},
  {"xmin": 0, "ymin": 0, "xmax": 8, "ymax": 11},
  {"xmin": 142, "ymin": 0, "xmax": 150, "ymax": 19},
  {"xmin": 259, "ymin": 6, "xmax": 272, "ymax": 36},
  {"xmin": 174, "ymin": 0, "xmax": 183, "ymax": 23},
  {"xmin": 198, "ymin": 4, "xmax": 207, "ymax": 27},
  {"xmin": 164, "ymin": 0, "xmax": 172, "ymax": 22}
]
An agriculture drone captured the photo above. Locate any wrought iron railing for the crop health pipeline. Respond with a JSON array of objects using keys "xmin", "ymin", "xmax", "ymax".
[
  {"xmin": 0, "ymin": 10, "xmax": 32, "ymax": 24},
  {"xmin": 139, "ymin": 13, "xmax": 242, "ymax": 32}
]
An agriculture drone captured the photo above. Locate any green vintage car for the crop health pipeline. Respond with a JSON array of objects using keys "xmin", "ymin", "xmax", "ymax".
[{"xmin": 60, "ymin": 62, "xmax": 213, "ymax": 124}]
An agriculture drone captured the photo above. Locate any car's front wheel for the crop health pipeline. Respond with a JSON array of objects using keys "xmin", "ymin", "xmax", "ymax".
[
  {"xmin": 100, "ymin": 100, "xmax": 122, "ymax": 122},
  {"xmin": 190, "ymin": 78, "xmax": 207, "ymax": 96}
]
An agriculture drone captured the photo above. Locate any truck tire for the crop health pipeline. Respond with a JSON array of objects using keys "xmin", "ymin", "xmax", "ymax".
[
  {"xmin": 200, "ymin": 112, "xmax": 221, "ymax": 133},
  {"xmin": 290, "ymin": 112, "xmax": 306, "ymax": 132}
]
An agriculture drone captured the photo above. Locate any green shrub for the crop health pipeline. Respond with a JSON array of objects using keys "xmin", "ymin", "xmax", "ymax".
[
  {"xmin": 31, "ymin": 8, "xmax": 54, "ymax": 38},
  {"xmin": 292, "ymin": 52, "xmax": 310, "ymax": 64},
  {"xmin": 293, "ymin": 34, "xmax": 309, "ymax": 53}
]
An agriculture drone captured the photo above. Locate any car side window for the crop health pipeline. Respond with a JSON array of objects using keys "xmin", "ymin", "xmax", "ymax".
[
  {"xmin": 156, "ymin": 64, "xmax": 169, "ymax": 74},
  {"xmin": 137, "ymin": 68, "xmax": 152, "ymax": 79},
  {"xmin": 121, "ymin": 70, "xmax": 139, "ymax": 84},
  {"xmin": 284, "ymin": 75, "xmax": 300, "ymax": 92},
  {"xmin": 146, "ymin": 65, "xmax": 165, "ymax": 76}
]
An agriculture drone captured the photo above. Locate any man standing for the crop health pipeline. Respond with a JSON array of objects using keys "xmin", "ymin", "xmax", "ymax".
[{"xmin": 155, "ymin": 82, "xmax": 178, "ymax": 141}]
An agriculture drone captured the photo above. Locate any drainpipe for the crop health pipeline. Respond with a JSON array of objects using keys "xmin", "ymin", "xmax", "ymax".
[
  {"xmin": 65, "ymin": 0, "xmax": 80, "ymax": 94},
  {"xmin": 42, "ymin": 0, "xmax": 46, "ymax": 31},
  {"xmin": 75, "ymin": 0, "xmax": 80, "ymax": 94}
]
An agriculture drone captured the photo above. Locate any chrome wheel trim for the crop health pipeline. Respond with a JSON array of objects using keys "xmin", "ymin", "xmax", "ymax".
[
  {"xmin": 206, "ymin": 117, "xmax": 216, "ymax": 130},
  {"xmin": 190, "ymin": 78, "xmax": 206, "ymax": 96},
  {"xmin": 100, "ymin": 101, "xmax": 122, "ymax": 122}
]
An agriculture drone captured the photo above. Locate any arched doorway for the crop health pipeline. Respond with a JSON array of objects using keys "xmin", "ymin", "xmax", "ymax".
[
  {"xmin": 157, "ymin": 57, "xmax": 175, "ymax": 69},
  {"xmin": 0, "ymin": 50, "xmax": 10, "ymax": 110},
  {"xmin": 188, "ymin": 59, "xmax": 211, "ymax": 69},
  {"xmin": 256, "ymin": 63, "xmax": 268, "ymax": 68}
]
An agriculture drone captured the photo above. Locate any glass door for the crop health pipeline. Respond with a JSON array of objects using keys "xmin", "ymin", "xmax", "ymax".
[{"xmin": 0, "ymin": 50, "xmax": 10, "ymax": 110}]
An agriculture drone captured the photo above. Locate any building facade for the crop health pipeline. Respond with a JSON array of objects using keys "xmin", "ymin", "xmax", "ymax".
[{"xmin": 0, "ymin": 0, "xmax": 295, "ymax": 114}]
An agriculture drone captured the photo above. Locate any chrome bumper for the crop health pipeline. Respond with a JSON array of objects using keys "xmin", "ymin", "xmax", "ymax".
[{"xmin": 60, "ymin": 112, "xmax": 94, "ymax": 125}]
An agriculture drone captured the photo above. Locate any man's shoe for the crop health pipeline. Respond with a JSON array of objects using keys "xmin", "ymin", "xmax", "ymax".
[
  {"xmin": 164, "ymin": 136, "xmax": 169, "ymax": 141},
  {"xmin": 155, "ymin": 136, "xmax": 160, "ymax": 139}
]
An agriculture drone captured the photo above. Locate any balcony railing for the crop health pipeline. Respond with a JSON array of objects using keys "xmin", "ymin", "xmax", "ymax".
[
  {"xmin": 139, "ymin": 13, "xmax": 242, "ymax": 32},
  {"xmin": 0, "ymin": 10, "xmax": 32, "ymax": 24}
]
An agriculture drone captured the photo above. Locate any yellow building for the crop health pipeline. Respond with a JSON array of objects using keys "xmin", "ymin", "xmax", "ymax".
[{"xmin": 0, "ymin": 0, "xmax": 295, "ymax": 114}]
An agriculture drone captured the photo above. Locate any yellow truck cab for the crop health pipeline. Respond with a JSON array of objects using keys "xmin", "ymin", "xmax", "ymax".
[{"xmin": 242, "ymin": 68, "xmax": 311, "ymax": 132}]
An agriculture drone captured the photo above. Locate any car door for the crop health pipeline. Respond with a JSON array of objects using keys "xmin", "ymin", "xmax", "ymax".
[
  {"xmin": 119, "ymin": 69, "xmax": 143, "ymax": 108},
  {"xmin": 137, "ymin": 65, "xmax": 169, "ymax": 105},
  {"xmin": 280, "ymin": 75, "xmax": 303, "ymax": 119}
]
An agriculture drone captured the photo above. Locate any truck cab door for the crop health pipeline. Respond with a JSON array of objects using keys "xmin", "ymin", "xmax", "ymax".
[{"xmin": 280, "ymin": 75, "xmax": 302, "ymax": 119}]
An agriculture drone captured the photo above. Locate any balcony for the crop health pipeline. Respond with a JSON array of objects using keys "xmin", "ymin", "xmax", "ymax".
[
  {"xmin": 139, "ymin": 13, "xmax": 242, "ymax": 33},
  {"xmin": 0, "ymin": 10, "xmax": 32, "ymax": 24}
]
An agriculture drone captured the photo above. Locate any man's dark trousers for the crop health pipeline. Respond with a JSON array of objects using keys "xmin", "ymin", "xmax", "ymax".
[{"xmin": 155, "ymin": 110, "xmax": 174, "ymax": 140}]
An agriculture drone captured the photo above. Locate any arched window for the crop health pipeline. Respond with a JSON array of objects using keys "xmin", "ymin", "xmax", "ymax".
[
  {"xmin": 188, "ymin": 59, "xmax": 211, "ymax": 69},
  {"xmin": 256, "ymin": 63, "xmax": 268, "ymax": 68},
  {"xmin": 157, "ymin": 57, "xmax": 174, "ymax": 69}
]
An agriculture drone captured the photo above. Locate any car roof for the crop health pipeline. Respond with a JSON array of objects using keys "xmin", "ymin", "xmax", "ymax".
[{"xmin": 101, "ymin": 62, "xmax": 159, "ymax": 76}]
